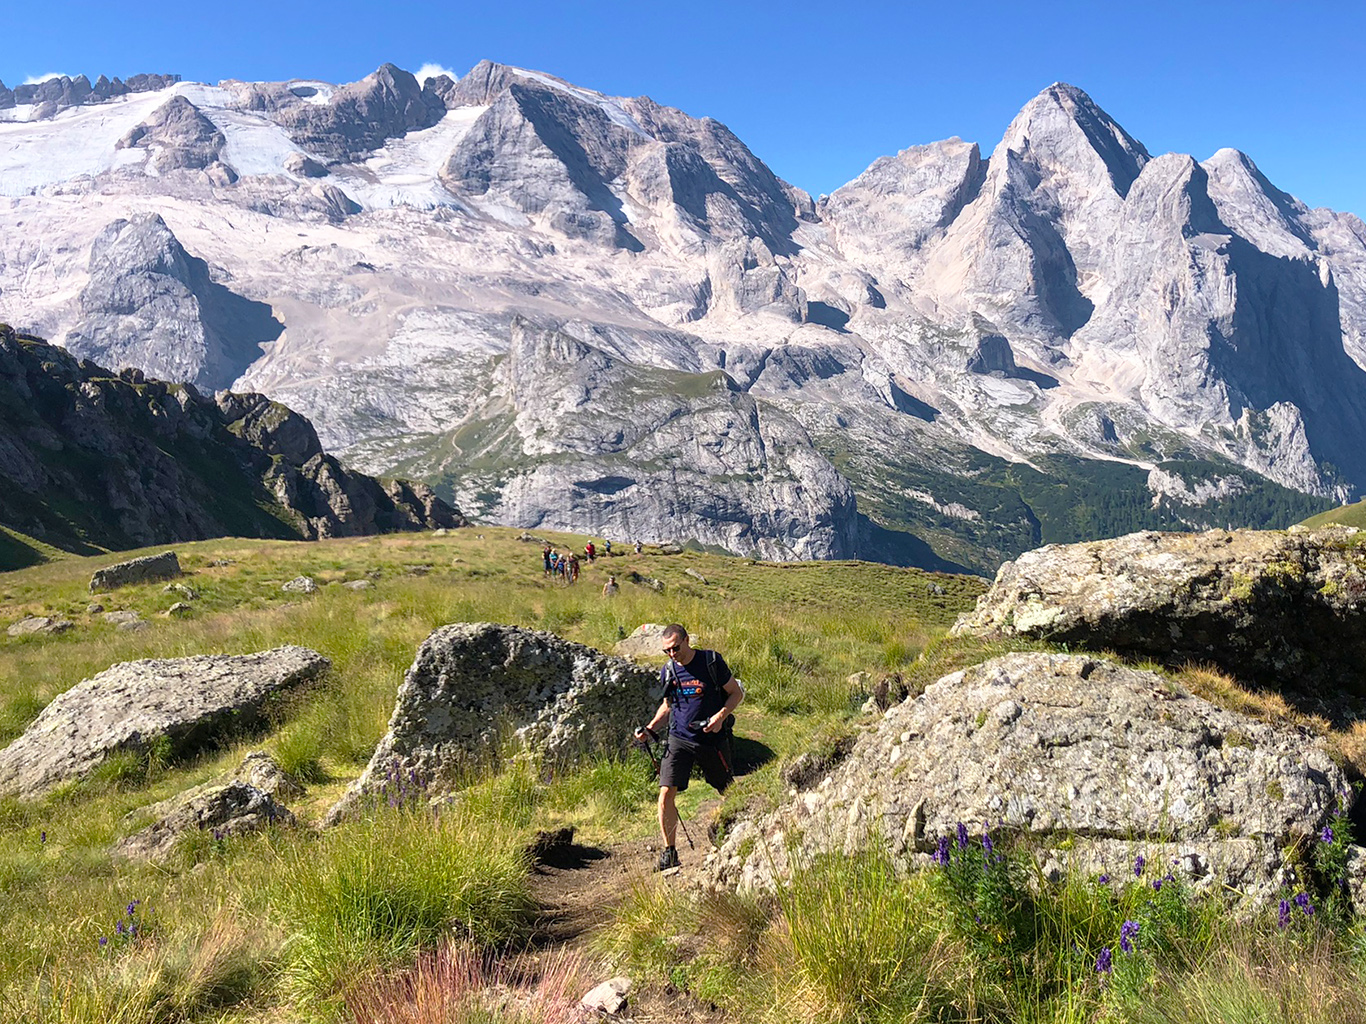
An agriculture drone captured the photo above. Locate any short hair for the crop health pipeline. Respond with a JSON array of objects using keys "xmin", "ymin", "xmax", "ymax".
[{"xmin": 662, "ymin": 623, "xmax": 688, "ymax": 642}]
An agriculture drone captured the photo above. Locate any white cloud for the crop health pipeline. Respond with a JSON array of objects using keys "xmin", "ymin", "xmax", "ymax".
[
  {"xmin": 415, "ymin": 63, "xmax": 458, "ymax": 86},
  {"xmin": 23, "ymin": 72, "xmax": 69, "ymax": 85}
]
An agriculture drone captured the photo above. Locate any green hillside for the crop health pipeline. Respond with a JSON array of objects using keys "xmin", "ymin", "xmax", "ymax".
[
  {"xmin": 2, "ymin": 527, "xmax": 1363, "ymax": 1023},
  {"xmin": 1302, "ymin": 499, "xmax": 1366, "ymax": 530}
]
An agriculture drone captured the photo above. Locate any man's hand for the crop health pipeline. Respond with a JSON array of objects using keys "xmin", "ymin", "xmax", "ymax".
[{"xmin": 703, "ymin": 712, "xmax": 727, "ymax": 734}]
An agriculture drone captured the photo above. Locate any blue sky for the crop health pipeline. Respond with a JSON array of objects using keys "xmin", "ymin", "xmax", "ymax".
[{"xmin": 6, "ymin": 0, "xmax": 1364, "ymax": 215}]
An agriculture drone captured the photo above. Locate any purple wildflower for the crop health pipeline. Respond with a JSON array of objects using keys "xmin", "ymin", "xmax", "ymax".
[
  {"xmin": 1096, "ymin": 947, "xmax": 1113, "ymax": 974},
  {"xmin": 1152, "ymin": 878, "xmax": 1163, "ymax": 892},
  {"xmin": 116, "ymin": 921, "xmax": 126, "ymax": 936},
  {"xmin": 98, "ymin": 936, "xmax": 107, "ymax": 947},
  {"xmin": 956, "ymin": 822, "xmax": 969, "ymax": 850},
  {"xmin": 983, "ymin": 831, "xmax": 994, "ymax": 858},
  {"xmin": 40, "ymin": 831, "xmax": 46, "ymax": 844},
  {"xmin": 1120, "ymin": 920, "xmax": 1140, "ymax": 954},
  {"xmin": 1098, "ymin": 873, "xmax": 1110, "ymax": 884},
  {"xmin": 933, "ymin": 836, "xmax": 951, "ymax": 866},
  {"xmin": 1322, "ymin": 825, "xmax": 1335, "ymax": 844},
  {"xmin": 1133, "ymin": 854, "xmax": 1146, "ymax": 878},
  {"xmin": 1278, "ymin": 899, "xmax": 1291, "ymax": 929},
  {"xmin": 1294, "ymin": 892, "xmax": 1315, "ymax": 916},
  {"xmin": 127, "ymin": 902, "xmax": 136, "ymax": 917}
]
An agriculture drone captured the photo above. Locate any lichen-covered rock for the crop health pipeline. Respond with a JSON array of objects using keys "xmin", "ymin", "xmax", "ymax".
[
  {"xmin": 235, "ymin": 751, "xmax": 304, "ymax": 799},
  {"xmin": 323, "ymin": 623, "xmax": 659, "ymax": 824},
  {"xmin": 0, "ymin": 646, "xmax": 330, "ymax": 799},
  {"xmin": 281, "ymin": 575, "xmax": 317, "ymax": 594},
  {"xmin": 951, "ymin": 527, "xmax": 1366, "ymax": 694},
  {"xmin": 708, "ymin": 653, "xmax": 1348, "ymax": 905},
  {"xmin": 115, "ymin": 781, "xmax": 295, "ymax": 861},
  {"xmin": 613, "ymin": 623, "xmax": 672, "ymax": 660},
  {"xmin": 7, "ymin": 616, "xmax": 74, "ymax": 637},
  {"xmin": 90, "ymin": 551, "xmax": 181, "ymax": 592}
]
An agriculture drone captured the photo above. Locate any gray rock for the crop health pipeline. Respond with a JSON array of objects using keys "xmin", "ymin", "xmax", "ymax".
[
  {"xmin": 165, "ymin": 602, "xmax": 192, "ymax": 616},
  {"xmin": 115, "ymin": 780, "xmax": 295, "ymax": 861},
  {"xmin": 281, "ymin": 575, "xmax": 317, "ymax": 594},
  {"xmin": 86, "ymin": 604, "xmax": 104, "ymax": 615},
  {"xmin": 708, "ymin": 653, "xmax": 1347, "ymax": 905},
  {"xmin": 342, "ymin": 579, "xmax": 373, "ymax": 590},
  {"xmin": 951, "ymin": 527, "xmax": 1366, "ymax": 694},
  {"xmin": 683, "ymin": 567, "xmax": 708, "ymax": 584},
  {"xmin": 103, "ymin": 610, "xmax": 143, "ymax": 627},
  {"xmin": 579, "ymin": 977, "xmax": 632, "ymax": 1015},
  {"xmin": 7, "ymin": 616, "xmax": 74, "ymax": 637},
  {"xmin": 90, "ymin": 551, "xmax": 181, "ymax": 591},
  {"xmin": 0, "ymin": 645, "xmax": 329, "ymax": 799},
  {"xmin": 235, "ymin": 750, "xmax": 304, "ymax": 799},
  {"xmin": 323, "ymin": 623, "xmax": 659, "ymax": 824},
  {"xmin": 284, "ymin": 152, "xmax": 328, "ymax": 178},
  {"xmin": 613, "ymin": 622, "xmax": 672, "ymax": 660},
  {"xmin": 162, "ymin": 582, "xmax": 199, "ymax": 600},
  {"xmin": 627, "ymin": 571, "xmax": 665, "ymax": 592},
  {"xmin": 658, "ymin": 544, "xmax": 684, "ymax": 555}
]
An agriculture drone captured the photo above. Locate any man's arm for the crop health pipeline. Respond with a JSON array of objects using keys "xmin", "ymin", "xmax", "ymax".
[
  {"xmin": 703, "ymin": 677, "xmax": 744, "ymax": 733},
  {"xmin": 638, "ymin": 698, "xmax": 671, "ymax": 738}
]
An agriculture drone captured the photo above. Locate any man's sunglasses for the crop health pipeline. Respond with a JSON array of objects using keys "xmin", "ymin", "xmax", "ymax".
[{"xmin": 663, "ymin": 644, "xmax": 680, "ymax": 654}]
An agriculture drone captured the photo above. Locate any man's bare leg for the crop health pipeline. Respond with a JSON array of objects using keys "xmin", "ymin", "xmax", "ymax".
[{"xmin": 658, "ymin": 785, "xmax": 678, "ymax": 847}]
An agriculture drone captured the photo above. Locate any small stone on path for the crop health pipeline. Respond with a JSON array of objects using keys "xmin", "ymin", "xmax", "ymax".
[{"xmin": 580, "ymin": 977, "xmax": 632, "ymax": 1015}]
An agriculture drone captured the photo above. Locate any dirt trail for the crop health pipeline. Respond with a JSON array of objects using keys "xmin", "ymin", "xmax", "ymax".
[{"xmin": 527, "ymin": 801, "xmax": 730, "ymax": 1023}]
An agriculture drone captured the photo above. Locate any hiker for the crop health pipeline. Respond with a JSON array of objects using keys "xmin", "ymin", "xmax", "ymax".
[
  {"xmin": 604, "ymin": 539, "xmax": 612, "ymax": 556},
  {"xmin": 542, "ymin": 542, "xmax": 552, "ymax": 577},
  {"xmin": 569, "ymin": 553, "xmax": 580, "ymax": 583},
  {"xmin": 634, "ymin": 540, "xmax": 643, "ymax": 554},
  {"xmin": 602, "ymin": 575, "xmax": 619, "ymax": 597},
  {"xmin": 635, "ymin": 624, "xmax": 744, "ymax": 871},
  {"xmin": 585, "ymin": 541, "xmax": 595, "ymax": 563}
]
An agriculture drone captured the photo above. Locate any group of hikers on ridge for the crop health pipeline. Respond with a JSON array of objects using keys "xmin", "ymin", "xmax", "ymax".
[{"xmin": 539, "ymin": 537, "xmax": 636, "ymax": 585}]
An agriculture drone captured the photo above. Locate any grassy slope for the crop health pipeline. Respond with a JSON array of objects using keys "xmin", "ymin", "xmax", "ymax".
[
  {"xmin": 0, "ymin": 526, "xmax": 982, "ymax": 1022},
  {"xmin": 1303, "ymin": 500, "xmax": 1366, "ymax": 530}
]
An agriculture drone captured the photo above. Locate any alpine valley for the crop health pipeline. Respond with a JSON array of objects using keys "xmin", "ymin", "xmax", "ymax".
[{"xmin": 2, "ymin": 62, "xmax": 1362, "ymax": 572}]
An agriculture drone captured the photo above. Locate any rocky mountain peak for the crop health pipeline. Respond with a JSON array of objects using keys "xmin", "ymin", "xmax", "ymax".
[{"xmin": 1000, "ymin": 82, "xmax": 1150, "ymax": 197}]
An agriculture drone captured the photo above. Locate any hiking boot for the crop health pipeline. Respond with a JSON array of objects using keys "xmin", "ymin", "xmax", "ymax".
[{"xmin": 656, "ymin": 845, "xmax": 680, "ymax": 871}]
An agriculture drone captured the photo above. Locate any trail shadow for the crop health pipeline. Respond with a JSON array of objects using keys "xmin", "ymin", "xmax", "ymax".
[{"xmin": 534, "ymin": 842, "xmax": 609, "ymax": 872}]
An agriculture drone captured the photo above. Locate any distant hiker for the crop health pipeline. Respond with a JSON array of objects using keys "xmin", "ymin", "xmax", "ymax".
[
  {"xmin": 585, "ymin": 541, "xmax": 596, "ymax": 563},
  {"xmin": 542, "ymin": 543, "xmax": 552, "ymax": 577},
  {"xmin": 635, "ymin": 624, "xmax": 744, "ymax": 871},
  {"xmin": 602, "ymin": 575, "xmax": 619, "ymax": 597},
  {"xmin": 569, "ymin": 554, "xmax": 580, "ymax": 583},
  {"xmin": 634, "ymin": 540, "xmax": 643, "ymax": 555},
  {"xmin": 604, "ymin": 539, "xmax": 612, "ymax": 556}
]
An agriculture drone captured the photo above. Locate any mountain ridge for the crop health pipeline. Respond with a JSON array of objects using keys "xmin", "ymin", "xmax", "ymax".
[{"xmin": 0, "ymin": 62, "xmax": 1359, "ymax": 570}]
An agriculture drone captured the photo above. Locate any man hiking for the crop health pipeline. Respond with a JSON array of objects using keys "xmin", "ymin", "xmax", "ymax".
[{"xmin": 635, "ymin": 624, "xmax": 743, "ymax": 871}]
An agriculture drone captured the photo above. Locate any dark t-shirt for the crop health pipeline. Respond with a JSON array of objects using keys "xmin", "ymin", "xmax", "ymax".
[{"xmin": 661, "ymin": 650, "xmax": 732, "ymax": 745}]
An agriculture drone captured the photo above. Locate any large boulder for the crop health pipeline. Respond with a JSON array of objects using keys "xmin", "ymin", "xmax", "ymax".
[
  {"xmin": 0, "ymin": 646, "xmax": 329, "ymax": 799},
  {"xmin": 90, "ymin": 551, "xmax": 182, "ymax": 592},
  {"xmin": 114, "ymin": 781, "xmax": 296, "ymax": 861},
  {"xmin": 324, "ymin": 624, "xmax": 660, "ymax": 824},
  {"xmin": 708, "ymin": 653, "xmax": 1348, "ymax": 904},
  {"xmin": 951, "ymin": 527, "xmax": 1366, "ymax": 696}
]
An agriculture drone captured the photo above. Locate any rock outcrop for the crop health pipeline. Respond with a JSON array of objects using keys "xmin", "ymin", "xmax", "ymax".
[
  {"xmin": 951, "ymin": 527, "xmax": 1366, "ymax": 697},
  {"xmin": 64, "ymin": 213, "xmax": 283, "ymax": 392},
  {"xmin": 0, "ymin": 326, "xmax": 464, "ymax": 564},
  {"xmin": 709, "ymin": 653, "xmax": 1348, "ymax": 904},
  {"xmin": 116, "ymin": 96, "xmax": 227, "ymax": 173},
  {"xmin": 324, "ymin": 623, "xmax": 659, "ymax": 824},
  {"xmin": 115, "ymin": 780, "xmax": 295, "ymax": 861},
  {"xmin": 89, "ymin": 551, "xmax": 182, "ymax": 591},
  {"xmin": 0, "ymin": 646, "xmax": 329, "ymax": 799}
]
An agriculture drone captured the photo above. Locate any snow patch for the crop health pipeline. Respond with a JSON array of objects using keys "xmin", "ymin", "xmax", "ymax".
[{"xmin": 333, "ymin": 105, "xmax": 486, "ymax": 210}]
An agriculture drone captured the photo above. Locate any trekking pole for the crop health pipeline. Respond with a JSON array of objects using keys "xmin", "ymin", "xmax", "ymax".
[{"xmin": 632, "ymin": 728, "xmax": 695, "ymax": 850}]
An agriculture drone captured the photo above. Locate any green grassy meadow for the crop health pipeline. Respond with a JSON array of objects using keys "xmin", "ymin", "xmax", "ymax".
[{"xmin": 3, "ymin": 526, "xmax": 1366, "ymax": 1023}]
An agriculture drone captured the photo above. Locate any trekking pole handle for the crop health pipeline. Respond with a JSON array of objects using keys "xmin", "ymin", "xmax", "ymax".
[{"xmin": 635, "ymin": 725, "xmax": 658, "ymax": 743}]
